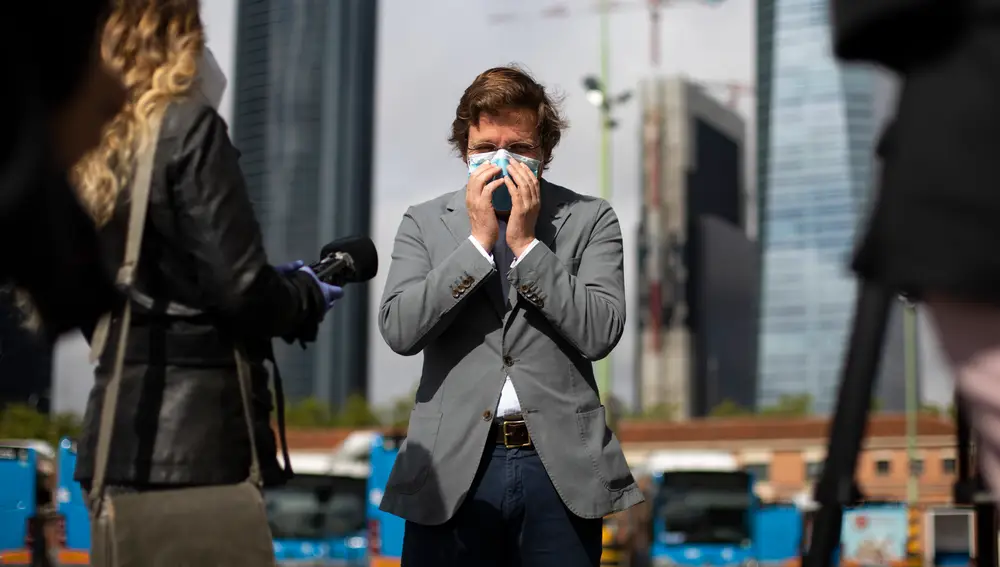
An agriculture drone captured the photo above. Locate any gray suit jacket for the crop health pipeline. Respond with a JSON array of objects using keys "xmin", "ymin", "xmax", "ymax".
[{"xmin": 377, "ymin": 180, "xmax": 644, "ymax": 525}]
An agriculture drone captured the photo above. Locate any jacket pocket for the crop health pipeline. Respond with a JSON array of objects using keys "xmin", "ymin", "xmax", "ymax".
[
  {"xmin": 575, "ymin": 405, "xmax": 635, "ymax": 491},
  {"xmin": 386, "ymin": 408, "xmax": 443, "ymax": 495}
]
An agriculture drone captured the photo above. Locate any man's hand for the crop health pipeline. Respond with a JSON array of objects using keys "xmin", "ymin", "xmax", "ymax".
[
  {"xmin": 466, "ymin": 162, "xmax": 505, "ymax": 250},
  {"xmin": 505, "ymin": 160, "xmax": 541, "ymax": 257}
]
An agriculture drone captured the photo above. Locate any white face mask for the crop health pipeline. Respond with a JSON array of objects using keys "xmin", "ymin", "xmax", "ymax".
[{"xmin": 195, "ymin": 47, "xmax": 227, "ymax": 110}]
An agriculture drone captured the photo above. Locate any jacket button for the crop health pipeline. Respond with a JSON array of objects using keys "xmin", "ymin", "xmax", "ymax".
[
  {"xmin": 483, "ymin": 410, "xmax": 492, "ymax": 421},
  {"xmin": 520, "ymin": 284, "xmax": 530, "ymax": 292},
  {"xmin": 452, "ymin": 290, "xmax": 461, "ymax": 299},
  {"xmin": 463, "ymin": 276, "xmax": 474, "ymax": 285},
  {"xmin": 503, "ymin": 355, "xmax": 514, "ymax": 367}
]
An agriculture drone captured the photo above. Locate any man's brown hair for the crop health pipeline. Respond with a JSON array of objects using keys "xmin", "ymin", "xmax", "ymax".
[{"xmin": 449, "ymin": 65, "xmax": 567, "ymax": 167}]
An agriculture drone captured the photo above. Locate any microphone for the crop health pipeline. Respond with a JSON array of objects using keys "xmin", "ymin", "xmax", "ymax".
[{"xmin": 309, "ymin": 236, "xmax": 378, "ymax": 286}]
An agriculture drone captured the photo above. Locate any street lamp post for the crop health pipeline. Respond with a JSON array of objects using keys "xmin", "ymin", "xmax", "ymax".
[
  {"xmin": 902, "ymin": 297, "xmax": 919, "ymax": 506},
  {"xmin": 582, "ymin": 1, "xmax": 631, "ymax": 419}
]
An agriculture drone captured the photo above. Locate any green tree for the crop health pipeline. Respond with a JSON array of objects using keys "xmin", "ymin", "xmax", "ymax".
[
  {"xmin": 919, "ymin": 403, "xmax": 942, "ymax": 416},
  {"xmin": 49, "ymin": 412, "xmax": 83, "ymax": 445},
  {"xmin": 284, "ymin": 397, "xmax": 337, "ymax": 428},
  {"xmin": 334, "ymin": 394, "xmax": 381, "ymax": 427},
  {"xmin": 285, "ymin": 395, "xmax": 382, "ymax": 428},
  {"xmin": 0, "ymin": 404, "xmax": 82, "ymax": 447},
  {"xmin": 379, "ymin": 385, "xmax": 418, "ymax": 429},
  {"xmin": 758, "ymin": 394, "xmax": 812, "ymax": 417},
  {"xmin": 637, "ymin": 402, "xmax": 680, "ymax": 421},
  {"xmin": 605, "ymin": 394, "xmax": 627, "ymax": 431},
  {"xmin": 709, "ymin": 399, "xmax": 752, "ymax": 418}
]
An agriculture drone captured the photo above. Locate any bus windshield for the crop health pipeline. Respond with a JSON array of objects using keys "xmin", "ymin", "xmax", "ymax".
[
  {"xmin": 654, "ymin": 471, "xmax": 752, "ymax": 545},
  {"xmin": 265, "ymin": 474, "xmax": 366, "ymax": 541}
]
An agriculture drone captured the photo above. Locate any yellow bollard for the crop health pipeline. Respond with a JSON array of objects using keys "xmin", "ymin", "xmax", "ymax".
[
  {"xmin": 601, "ymin": 517, "xmax": 627, "ymax": 567},
  {"xmin": 906, "ymin": 506, "xmax": 922, "ymax": 566}
]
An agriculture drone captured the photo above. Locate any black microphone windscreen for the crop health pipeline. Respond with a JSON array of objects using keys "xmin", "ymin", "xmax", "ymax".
[{"xmin": 321, "ymin": 236, "xmax": 378, "ymax": 282}]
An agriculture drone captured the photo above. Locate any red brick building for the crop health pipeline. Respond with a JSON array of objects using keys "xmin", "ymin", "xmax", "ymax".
[{"xmin": 285, "ymin": 413, "xmax": 959, "ymax": 506}]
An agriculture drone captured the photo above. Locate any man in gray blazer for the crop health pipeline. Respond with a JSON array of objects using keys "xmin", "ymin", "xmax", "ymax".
[{"xmin": 378, "ymin": 65, "xmax": 643, "ymax": 566}]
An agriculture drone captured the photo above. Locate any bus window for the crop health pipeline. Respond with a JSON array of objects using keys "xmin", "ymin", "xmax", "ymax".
[
  {"xmin": 654, "ymin": 472, "xmax": 753, "ymax": 545},
  {"xmin": 265, "ymin": 475, "xmax": 366, "ymax": 541}
]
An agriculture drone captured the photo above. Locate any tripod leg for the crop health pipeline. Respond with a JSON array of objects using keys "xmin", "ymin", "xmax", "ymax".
[
  {"xmin": 802, "ymin": 282, "xmax": 893, "ymax": 567},
  {"xmin": 957, "ymin": 395, "xmax": 971, "ymax": 500},
  {"xmin": 975, "ymin": 471, "xmax": 997, "ymax": 567}
]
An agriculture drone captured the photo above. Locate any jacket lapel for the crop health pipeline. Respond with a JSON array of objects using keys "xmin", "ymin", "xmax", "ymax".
[
  {"xmin": 535, "ymin": 180, "xmax": 571, "ymax": 253},
  {"xmin": 441, "ymin": 190, "xmax": 471, "ymax": 245}
]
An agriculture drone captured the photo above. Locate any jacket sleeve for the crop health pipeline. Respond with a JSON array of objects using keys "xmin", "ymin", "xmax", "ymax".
[
  {"xmin": 168, "ymin": 106, "xmax": 326, "ymax": 341},
  {"xmin": 507, "ymin": 199, "xmax": 625, "ymax": 360},
  {"xmin": 378, "ymin": 208, "xmax": 496, "ymax": 355}
]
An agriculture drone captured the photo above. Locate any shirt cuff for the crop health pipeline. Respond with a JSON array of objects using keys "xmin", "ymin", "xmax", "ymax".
[
  {"xmin": 468, "ymin": 235, "xmax": 495, "ymax": 267},
  {"xmin": 510, "ymin": 238, "xmax": 540, "ymax": 268}
]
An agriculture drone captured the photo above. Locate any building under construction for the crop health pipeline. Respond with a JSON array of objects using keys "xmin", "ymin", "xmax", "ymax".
[{"xmin": 634, "ymin": 76, "xmax": 759, "ymax": 419}]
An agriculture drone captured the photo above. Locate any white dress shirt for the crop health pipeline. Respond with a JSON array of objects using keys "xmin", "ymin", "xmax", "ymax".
[{"xmin": 468, "ymin": 234, "xmax": 540, "ymax": 418}]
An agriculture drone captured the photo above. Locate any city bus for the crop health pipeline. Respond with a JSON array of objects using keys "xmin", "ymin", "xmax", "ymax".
[
  {"xmin": 0, "ymin": 444, "xmax": 40, "ymax": 565},
  {"xmin": 646, "ymin": 450, "xmax": 758, "ymax": 567},
  {"xmin": 268, "ymin": 433, "xmax": 372, "ymax": 566},
  {"xmin": 0, "ymin": 439, "xmax": 80, "ymax": 566}
]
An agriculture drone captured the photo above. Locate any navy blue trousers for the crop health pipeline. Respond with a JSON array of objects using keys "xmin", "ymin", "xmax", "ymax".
[{"xmin": 401, "ymin": 443, "xmax": 603, "ymax": 567}]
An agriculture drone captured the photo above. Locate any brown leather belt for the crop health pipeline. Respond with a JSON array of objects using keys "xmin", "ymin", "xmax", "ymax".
[{"xmin": 492, "ymin": 416, "xmax": 533, "ymax": 449}]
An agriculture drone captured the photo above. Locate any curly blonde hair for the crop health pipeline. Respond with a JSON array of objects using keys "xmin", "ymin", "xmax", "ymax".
[{"xmin": 74, "ymin": 0, "xmax": 204, "ymax": 226}]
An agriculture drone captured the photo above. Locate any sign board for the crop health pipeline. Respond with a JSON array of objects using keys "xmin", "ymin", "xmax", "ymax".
[{"xmin": 841, "ymin": 507, "xmax": 909, "ymax": 567}]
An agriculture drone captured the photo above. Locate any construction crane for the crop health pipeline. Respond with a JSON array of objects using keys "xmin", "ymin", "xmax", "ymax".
[{"xmin": 487, "ymin": 0, "xmax": 727, "ymax": 68}]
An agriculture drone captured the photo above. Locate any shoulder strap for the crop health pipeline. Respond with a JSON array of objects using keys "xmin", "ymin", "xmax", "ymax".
[
  {"xmin": 89, "ymin": 111, "xmax": 164, "ymax": 507},
  {"xmin": 234, "ymin": 347, "xmax": 263, "ymax": 487}
]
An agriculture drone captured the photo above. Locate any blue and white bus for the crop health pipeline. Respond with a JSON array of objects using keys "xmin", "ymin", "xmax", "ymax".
[
  {"xmin": 267, "ymin": 433, "xmax": 372, "ymax": 566},
  {"xmin": 646, "ymin": 451, "xmax": 758, "ymax": 567}
]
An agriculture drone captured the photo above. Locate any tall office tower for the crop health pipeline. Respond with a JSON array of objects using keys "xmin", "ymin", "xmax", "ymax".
[
  {"xmin": 232, "ymin": 0, "xmax": 378, "ymax": 407},
  {"xmin": 0, "ymin": 292, "xmax": 53, "ymax": 413},
  {"xmin": 635, "ymin": 77, "xmax": 759, "ymax": 419},
  {"xmin": 756, "ymin": 0, "xmax": 879, "ymax": 413}
]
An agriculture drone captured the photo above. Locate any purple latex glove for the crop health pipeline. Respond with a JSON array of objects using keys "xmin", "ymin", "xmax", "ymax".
[
  {"xmin": 275, "ymin": 260, "xmax": 305, "ymax": 274},
  {"xmin": 299, "ymin": 265, "xmax": 344, "ymax": 310}
]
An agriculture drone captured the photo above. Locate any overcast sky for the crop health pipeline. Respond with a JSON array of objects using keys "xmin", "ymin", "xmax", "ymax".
[{"xmin": 53, "ymin": 0, "xmax": 755, "ymax": 414}]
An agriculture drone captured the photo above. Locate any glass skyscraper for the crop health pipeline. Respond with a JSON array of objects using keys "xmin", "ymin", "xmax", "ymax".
[
  {"xmin": 232, "ymin": 0, "xmax": 378, "ymax": 407},
  {"xmin": 756, "ymin": 0, "xmax": 878, "ymax": 413}
]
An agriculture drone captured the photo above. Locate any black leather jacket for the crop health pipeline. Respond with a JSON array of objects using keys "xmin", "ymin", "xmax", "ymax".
[{"xmin": 74, "ymin": 99, "xmax": 326, "ymax": 487}]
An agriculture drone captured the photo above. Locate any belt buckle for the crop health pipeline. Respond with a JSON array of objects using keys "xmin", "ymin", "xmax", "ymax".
[{"xmin": 502, "ymin": 420, "xmax": 531, "ymax": 449}]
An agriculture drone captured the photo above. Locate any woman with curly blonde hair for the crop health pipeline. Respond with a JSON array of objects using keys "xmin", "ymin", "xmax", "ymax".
[{"xmin": 73, "ymin": 0, "xmax": 341, "ymax": 501}]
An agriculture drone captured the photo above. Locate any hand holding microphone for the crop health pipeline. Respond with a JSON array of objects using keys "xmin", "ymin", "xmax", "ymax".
[
  {"xmin": 274, "ymin": 260, "xmax": 345, "ymax": 311},
  {"xmin": 274, "ymin": 236, "xmax": 378, "ymax": 313},
  {"xmin": 309, "ymin": 236, "xmax": 379, "ymax": 286}
]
